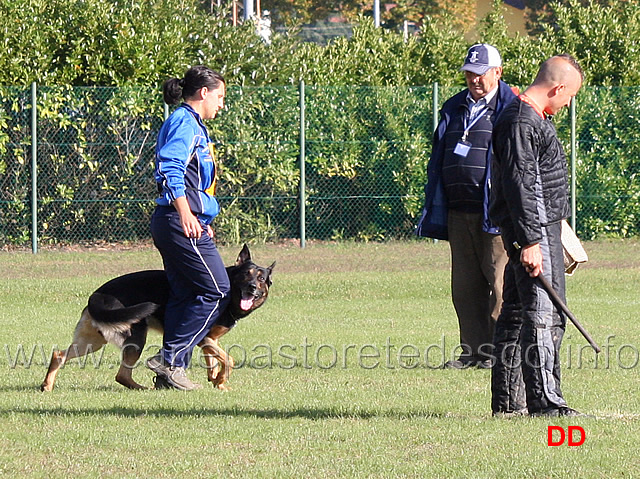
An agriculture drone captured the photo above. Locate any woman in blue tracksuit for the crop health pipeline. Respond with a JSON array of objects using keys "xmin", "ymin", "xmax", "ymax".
[{"xmin": 146, "ymin": 65, "xmax": 230, "ymax": 390}]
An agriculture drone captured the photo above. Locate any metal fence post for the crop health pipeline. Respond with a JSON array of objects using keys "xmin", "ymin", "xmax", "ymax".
[
  {"xmin": 570, "ymin": 96, "xmax": 577, "ymax": 232},
  {"xmin": 432, "ymin": 81, "xmax": 439, "ymax": 133},
  {"xmin": 432, "ymin": 82, "xmax": 439, "ymax": 243},
  {"xmin": 299, "ymin": 80, "xmax": 306, "ymax": 248},
  {"xmin": 31, "ymin": 82, "xmax": 38, "ymax": 254}
]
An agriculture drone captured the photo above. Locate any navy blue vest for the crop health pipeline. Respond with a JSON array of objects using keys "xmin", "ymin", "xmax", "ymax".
[{"xmin": 441, "ymin": 95, "xmax": 497, "ymax": 213}]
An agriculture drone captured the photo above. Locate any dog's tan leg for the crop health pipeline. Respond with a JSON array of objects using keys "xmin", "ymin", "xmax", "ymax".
[
  {"xmin": 115, "ymin": 342, "xmax": 146, "ymax": 390},
  {"xmin": 41, "ymin": 349, "xmax": 68, "ymax": 392},
  {"xmin": 40, "ymin": 311, "xmax": 107, "ymax": 392},
  {"xmin": 198, "ymin": 325, "xmax": 232, "ymax": 390}
]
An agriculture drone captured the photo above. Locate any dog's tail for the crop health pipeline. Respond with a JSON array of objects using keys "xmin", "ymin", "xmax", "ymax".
[{"xmin": 88, "ymin": 292, "xmax": 159, "ymax": 326}]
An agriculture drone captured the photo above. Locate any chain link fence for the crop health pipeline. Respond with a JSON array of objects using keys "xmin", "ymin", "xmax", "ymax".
[{"xmin": 1, "ymin": 84, "xmax": 639, "ymax": 250}]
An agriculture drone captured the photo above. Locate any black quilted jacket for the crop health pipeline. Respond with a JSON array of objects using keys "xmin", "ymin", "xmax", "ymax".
[{"xmin": 489, "ymin": 97, "xmax": 571, "ymax": 248}]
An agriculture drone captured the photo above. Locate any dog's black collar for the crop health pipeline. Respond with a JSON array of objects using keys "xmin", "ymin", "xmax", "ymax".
[{"xmin": 225, "ymin": 310, "xmax": 242, "ymax": 327}]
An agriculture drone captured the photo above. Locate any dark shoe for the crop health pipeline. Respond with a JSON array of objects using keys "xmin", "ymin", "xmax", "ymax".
[
  {"xmin": 530, "ymin": 406, "xmax": 590, "ymax": 418},
  {"xmin": 492, "ymin": 408, "xmax": 529, "ymax": 418},
  {"xmin": 530, "ymin": 407, "xmax": 560, "ymax": 417},
  {"xmin": 153, "ymin": 374, "xmax": 172, "ymax": 390},
  {"xmin": 476, "ymin": 358, "xmax": 493, "ymax": 369},
  {"xmin": 558, "ymin": 407, "xmax": 593, "ymax": 418},
  {"xmin": 146, "ymin": 353, "xmax": 202, "ymax": 391},
  {"xmin": 444, "ymin": 358, "xmax": 476, "ymax": 369}
]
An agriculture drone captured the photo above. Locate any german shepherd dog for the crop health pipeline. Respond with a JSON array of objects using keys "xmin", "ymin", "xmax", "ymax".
[{"xmin": 41, "ymin": 244, "xmax": 275, "ymax": 392}]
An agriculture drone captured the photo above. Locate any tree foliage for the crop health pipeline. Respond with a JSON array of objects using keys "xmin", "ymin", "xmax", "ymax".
[
  {"xmin": 2, "ymin": 0, "xmax": 640, "ymax": 89},
  {"xmin": 538, "ymin": 0, "xmax": 640, "ymax": 86},
  {"xmin": 1, "ymin": 0, "xmax": 640, "ymax": 243},
  {"xmin": 0, "ymin": 0, "xmax": 298, "ymax": 87}
]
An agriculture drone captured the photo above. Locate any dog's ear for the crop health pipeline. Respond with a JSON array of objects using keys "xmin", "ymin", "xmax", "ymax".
[
  {"xmin": 265, "ymin": 261, "xmax": 276, "ymax": 286},
  {"xmin": 236, "ymin": 243, "xmax": 251, "ymax": 266}
]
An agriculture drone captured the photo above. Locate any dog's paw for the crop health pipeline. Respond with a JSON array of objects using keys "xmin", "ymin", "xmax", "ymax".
[{"xmin": 210, "ymin": 375, "xmax": 231, "ymax": 391}]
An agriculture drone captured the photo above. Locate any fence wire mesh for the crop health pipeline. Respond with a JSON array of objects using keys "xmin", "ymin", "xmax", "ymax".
[{"xmin": 0, "ymin": 84, "xmax": 639, "ymax": 249}]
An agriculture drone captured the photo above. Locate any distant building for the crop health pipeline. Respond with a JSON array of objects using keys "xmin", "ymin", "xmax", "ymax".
[
  {"xmin": 272, "ymin": 0, "xmax": 527, "ymax": 45},
  {"xmin": 293, "ymin": 14, "xmax": 354, "ymax": 46},
  {"xmin": 476, "ymin": 0, "xmax": 527, "ymax": 35}
]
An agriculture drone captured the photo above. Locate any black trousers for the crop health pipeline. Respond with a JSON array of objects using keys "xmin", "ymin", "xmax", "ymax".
[{"xmin": 491, "ymin": 221, "xmax": 568, "ymax": 414}]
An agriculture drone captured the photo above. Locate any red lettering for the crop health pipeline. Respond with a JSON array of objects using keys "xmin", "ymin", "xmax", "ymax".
[
  {"xmin": 568, "ymin": 426, "xmax": 586, "ymax": 446},
  {"xmin": 547, "ymin": 426, "xmax": 565, "ymax": 446},
  {"xmin": 547, "ymin": 426, "xmax": 586, "ymax": 446}
]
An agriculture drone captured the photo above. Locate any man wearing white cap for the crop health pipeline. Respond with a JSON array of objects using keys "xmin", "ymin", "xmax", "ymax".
[{"xmin": 417, "ymin": 44, "xmax": 516, "ymax": 369}]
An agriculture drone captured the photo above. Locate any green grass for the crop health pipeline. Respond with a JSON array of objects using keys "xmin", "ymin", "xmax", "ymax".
[{"xmin": 1, "ymin": 239, "xmax": 639, "ymax": 478}]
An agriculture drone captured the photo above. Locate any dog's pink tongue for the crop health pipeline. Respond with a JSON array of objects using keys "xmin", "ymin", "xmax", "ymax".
[{"xmin": 240, "ymin": 298, "xmax": 254, "ymax": 311}]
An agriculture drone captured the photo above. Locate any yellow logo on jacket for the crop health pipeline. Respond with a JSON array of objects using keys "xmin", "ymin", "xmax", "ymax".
[{"xmin": 204, "ymin": 142, "xmax": 217, "ymax": 196}]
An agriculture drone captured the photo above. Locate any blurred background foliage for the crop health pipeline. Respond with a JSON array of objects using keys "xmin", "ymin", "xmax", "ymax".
[
  {"xmin": 2, "ymin": 0, "xmax": 640, "ymax": 88},
  {"xmin": 1, "ymin": 0, "xmax": 639, "ymax": 244}
]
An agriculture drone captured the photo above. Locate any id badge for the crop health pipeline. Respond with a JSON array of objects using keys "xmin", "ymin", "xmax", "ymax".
[{"xmin": 454, "ymin": 140, "xmax": 472, "ymax": 157}]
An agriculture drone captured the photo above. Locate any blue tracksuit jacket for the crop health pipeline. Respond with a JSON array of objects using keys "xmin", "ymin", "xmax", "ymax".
[{"xmin": 155, "ymin": 103, "xmax": 220, "ymax": 225}]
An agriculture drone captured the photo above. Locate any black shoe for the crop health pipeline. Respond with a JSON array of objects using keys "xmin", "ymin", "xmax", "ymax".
[
  {"xmin": 476, "ymin": 359, "xmax": 493, "ymax": 369},
  {"xmin": 558, "ymin": 407, "xmax": 593, "ymax": 418},
  {"xmin": 530, "ymin": 407, "xmax": 560, "ymax": 417},
  {"xmin": 444, "ymin": 358, "xmax": 476, "ymax": 369},
  {"xmin": 153, "ymin": 374, "xmax": 172, "ymax": 390},
  {"xmin": 492, "ymin": 408, "xmax": 529, "ymax": 418},
  {"xmin": 530, "ymin": 406, "xmax": 590, "ymax": 418}
]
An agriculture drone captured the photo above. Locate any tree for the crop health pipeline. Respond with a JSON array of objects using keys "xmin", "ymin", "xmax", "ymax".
[
  {"xmin": 0, "ymin": 0, "xmax": 293, "ymax": 87},
  {"xmin": 538, "ymin": 0, "xmax": 640, "ymax": 85}
]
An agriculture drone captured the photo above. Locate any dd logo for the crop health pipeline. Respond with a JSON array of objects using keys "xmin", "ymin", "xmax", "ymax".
[{"xmin": 547, "ymin": 426, "xmax": 586, "ymax": 446}]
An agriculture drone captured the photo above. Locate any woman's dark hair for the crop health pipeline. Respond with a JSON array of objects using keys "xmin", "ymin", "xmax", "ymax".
[{"xmin": 162, "ymin": 65, "xmax": 225, "ymax": 105}]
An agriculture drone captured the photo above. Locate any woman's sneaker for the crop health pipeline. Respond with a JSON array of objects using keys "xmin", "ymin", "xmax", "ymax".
[{"xmin": 146, "ymin": 353, "xmax": 202, "ymax": 391}]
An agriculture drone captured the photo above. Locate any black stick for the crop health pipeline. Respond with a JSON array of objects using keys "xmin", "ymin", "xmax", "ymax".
[{"xmin": 536, "ymin": 274, "xmax": 601, "ymax": 354}]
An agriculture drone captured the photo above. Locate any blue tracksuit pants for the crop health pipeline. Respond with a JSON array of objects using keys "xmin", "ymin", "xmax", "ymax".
[{"xmin": 150, "ymin": 206, "xmax": 230, "ymax": 369}]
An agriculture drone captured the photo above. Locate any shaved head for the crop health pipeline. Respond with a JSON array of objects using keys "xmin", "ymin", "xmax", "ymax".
[
  {"xmin": 524, "ymin": 54, "xmax": 584, "ymax": 116},
  {"xmin": 533, "ymin": 54, "xmax": 584, "ymax": 86}
]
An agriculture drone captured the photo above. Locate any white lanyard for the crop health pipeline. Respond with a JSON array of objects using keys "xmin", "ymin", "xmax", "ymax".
[{"xmin": 461, "ymin": 105, "xmax": 488, "ymax": 142}]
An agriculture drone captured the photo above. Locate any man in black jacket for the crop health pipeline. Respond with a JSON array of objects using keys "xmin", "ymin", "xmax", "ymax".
[{"xmin": 490, "ymin": 55, "xmax": 585, "ymax": 417}]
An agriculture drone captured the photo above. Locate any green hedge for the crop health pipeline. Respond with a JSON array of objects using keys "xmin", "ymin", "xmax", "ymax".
[
  {"xmin": 1, "ymin": 0, "xmax": 640, "ymax": 244},
  {"xmin": 1, "ymin": 83, "xmax": 639, "ymax": 246}
]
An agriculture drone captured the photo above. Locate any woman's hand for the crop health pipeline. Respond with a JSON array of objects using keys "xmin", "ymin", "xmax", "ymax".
[{"xmin": 173, "ymin": 196, "xmax": 203, "ymax": 239}]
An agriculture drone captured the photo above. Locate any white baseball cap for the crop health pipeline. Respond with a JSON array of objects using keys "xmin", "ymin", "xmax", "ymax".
[{"xmin": 460, "ymin": 44, "xmax": 502, "ymax": 75}]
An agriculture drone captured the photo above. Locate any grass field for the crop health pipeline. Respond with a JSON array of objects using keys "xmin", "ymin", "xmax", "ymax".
[{"xmin": 1, "ymin": 239, "xmax": 639, "ymax": 478}]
